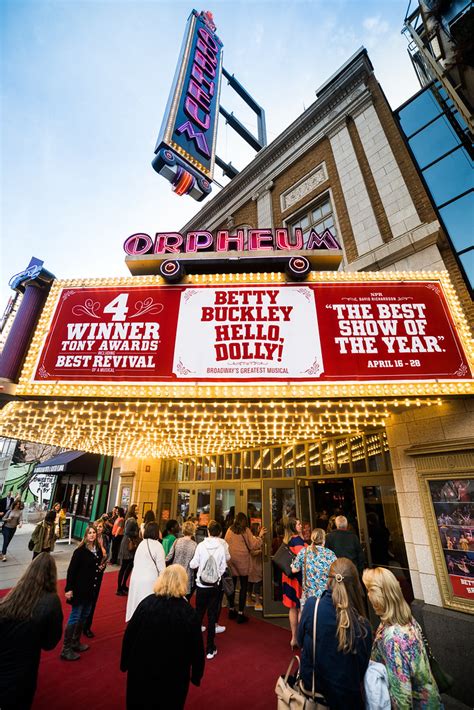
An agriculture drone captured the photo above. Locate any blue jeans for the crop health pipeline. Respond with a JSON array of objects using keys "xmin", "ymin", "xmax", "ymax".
[
  {"xmin": 2, "ymin": 526, "xmax": 16, "ymax": 555},
  {"xmin": 67, "ymin": 603, "xmax": 92, "ymax": 626}
]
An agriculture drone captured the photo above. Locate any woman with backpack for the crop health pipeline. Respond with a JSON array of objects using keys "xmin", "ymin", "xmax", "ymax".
[{"xmin": 190, "ymin": 520, "xmax": 229, "ymax": 660}]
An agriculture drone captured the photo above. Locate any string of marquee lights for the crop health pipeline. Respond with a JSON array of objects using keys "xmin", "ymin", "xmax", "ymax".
[
  {"xmin": 14, "ymin": 269, "xmax": 474, "ymax": 400},
  {"xmin": 0, "ymin": 397, "xmax": 444, "ymax": 459}
]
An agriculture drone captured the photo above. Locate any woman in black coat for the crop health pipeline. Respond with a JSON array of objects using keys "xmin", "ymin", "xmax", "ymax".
[
  {"xmin": 60, "ymin": 525, "xmax": 103, "ymax": 661},
  {"xmin": 0, "ymin": 553, "xmax": 63, "ymax": 710},
  {"xmin": 297, "ymin": 557, "xmax": 372, "ymax": 709},
  {"xmin": 117, "ymin": 506, "xmax": 139, "ymax": 595},
  {"xmin": 121, "ymin": 564, "xmax": 205, "ymax": 710}
]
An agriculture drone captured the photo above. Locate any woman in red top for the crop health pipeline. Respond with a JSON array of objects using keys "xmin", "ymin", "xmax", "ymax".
[{"xmin": 281, "ymin": 517, "xmax": 306, "ymax": 649}]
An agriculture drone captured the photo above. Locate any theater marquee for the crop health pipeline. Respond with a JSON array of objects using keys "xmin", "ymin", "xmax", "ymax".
[{"xmin": 16, "ymin": 271, "xmax": 473, "ymax": 399}]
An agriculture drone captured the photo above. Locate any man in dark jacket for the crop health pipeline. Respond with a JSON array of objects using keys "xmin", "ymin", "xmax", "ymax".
[
  {"xmin": 325, "ymin": 515, "xmax": 365, "ymax": 574},
  {"xmin": 0, "ymin": 490, "xmax": 15, "ymax": 520}
]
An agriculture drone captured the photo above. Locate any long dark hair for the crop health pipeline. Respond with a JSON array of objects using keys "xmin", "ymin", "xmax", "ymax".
[
  {"xmin": 328, "ymin": 558, "xmax": 368, "ymax": 653},
  {"xmin": 0, "ymin": 553, "xmax": 57, "ymax": 620},
  {"xmin": 231, "ymin": 512, "xmax": 248, "ymax": 534},
  {"xmin": 143, "ymin": 510, "xmax": 155, "ymax": 526},
  {"xmin": 126, "ymin": 504, "xmax": 138, "ymax": 520}
]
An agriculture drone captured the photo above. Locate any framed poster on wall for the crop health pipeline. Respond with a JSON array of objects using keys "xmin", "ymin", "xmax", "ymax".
[{"xmin": 426, "ymin": 477, "xmax": 474, "ymax": 607}]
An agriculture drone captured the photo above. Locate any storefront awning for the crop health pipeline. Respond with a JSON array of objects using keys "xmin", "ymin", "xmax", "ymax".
[{"xmin": 34, "ymin": 450, "xmax": 85, "ymax": 474}]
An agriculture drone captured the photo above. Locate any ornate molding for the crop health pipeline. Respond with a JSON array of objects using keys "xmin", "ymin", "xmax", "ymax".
[{"xmin": 280, "ymin": 163, "xmax": 328, "ymax": 212}]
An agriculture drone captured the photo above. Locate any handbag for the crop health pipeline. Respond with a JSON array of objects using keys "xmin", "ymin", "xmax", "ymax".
[
  {"xmin": 221, "ymin": 568, "xmax": 234, "ymax": 597},
  {"xmin": 273, "ymin": 542, "xmax": 296, "ymax": 577},
  {"xmin": 275, "ymin": 598, "xmax": 328, "ymax": 709},
  {"xmin": 28, "ymin": 538, "xmax": 35, "ymax": 551},
  {"xmin": 420, "ymin": 627, "xmax": 454, "ymax": 694},
  {"xmin": 127, "ymin": 536, "xmax": 139, "ymax": 553}
]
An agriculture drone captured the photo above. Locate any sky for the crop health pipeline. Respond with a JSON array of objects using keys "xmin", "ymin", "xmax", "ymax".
[{"xmin": 0, "ymin": 0, "xmax": 421, "ymax": 308}]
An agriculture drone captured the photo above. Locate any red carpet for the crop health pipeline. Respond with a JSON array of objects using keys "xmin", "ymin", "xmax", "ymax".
[{"xmin": 3, "ymin": 572, "xmax": 294, "ymax": 709}]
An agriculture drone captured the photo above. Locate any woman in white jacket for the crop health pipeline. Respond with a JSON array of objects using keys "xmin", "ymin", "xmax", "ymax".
[{"xmin": 125, "ymin": 522, "xmax": 165, "ymax": 622}]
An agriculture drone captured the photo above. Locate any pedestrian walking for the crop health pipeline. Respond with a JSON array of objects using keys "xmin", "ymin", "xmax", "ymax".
[
  {"xmin": 110, "ymin": 506, "xmax": 125, "ymax": 564},
  {"xmin": 190, "ymin": 519, "xmax": 229, "ymax": 660},
  {"xmin": 298, "ymin": 558, "xmax": 372, "ymax": 709},
  {"xmin": 224, "ymin": 512, "xmax": 266, "ymax": 623},
  {"xmin": 126, "ymin": 522, "xmax": 165, "ymax": 622},
  {"xmin": 291, "ymin": 527, "xmax": 336, "ymax": 608},
  {"xmin": 165, "ymin": 520, "xmax": 197, "ymax": 599},
  {"xmin": 1, "ymin": 499, "xmax": 23, "ymax": 561},
  {"xmin": 83, "ymin": 520, "xmax": 108, "ymax": 638},
  {"xmin": 0, "ymin": 489, "xmax": 15, "ymax": 522},
  {"xmin": 281, "ymin": 517, "xmax": 306, "ymax": 649},
  {"xmin": 60, "ymin": 526, "xmax": 103, "ymax": 661},
  {"xmin": 325, "ymin": 515, "xmax": 365, "ymax": 574},
  {"xmin": 117, "ymin": 507, "xmax": 139, "ymax": 596},
  {"xmin": 0, "ymin": 553, "xmax": 63, "ymax": 710},
  {"xmin": 30, "ymin": 510, "xmax": 57, "ymax": 559},
  {"xmin": 121, "ymin": 564, "xmax": 205, "ymax": 710},
  {"xmin": 363, "ymin": 567, "xmax": 441, "ymax": 708},
  {"xmin": 52, "ymin": 501, "xmax": 66, "ymax": 539}
]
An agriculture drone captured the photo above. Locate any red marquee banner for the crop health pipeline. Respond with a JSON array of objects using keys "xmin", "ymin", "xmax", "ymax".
[{"xmin": 31, "ymin": 281, "xmax": 471, "ymax": 384}]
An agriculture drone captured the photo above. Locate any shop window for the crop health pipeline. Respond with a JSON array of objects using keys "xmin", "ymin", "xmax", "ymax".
[
  {"xmin": 422, "ymin": 146, "xmax": 472, "ymax": 205},
  {"xmin": 251, "ymin": 449, "xmax": 261, "ymax": 479},
  {"xmin": 308, "ymin": 442, "xmax": 321, "ymax": 476},
  {"xmin": 242, "ymin": 450, "xmax": 251, "ymax": 479},
  {"xmin": 78, "ymin": 483, "xmax": 95, "ymax": 519},
  {"xmin": 439, "ymin": 192, "xmax": 474, "ymax": 253},
  {"xmin": 288, "ymin": 195, "xmax": 337, "ymax": 247},
  {"xmin": 367, "ymin": 433, "xmax": 386, "ymax": 472},
  {"xmin": 233, "ymin": 452, "xmax": 241, "ymax": 479},
  {"xmin": 408, "ymin": 114, "xmax": 459, "ymax": 168},
  {"xmin": 397, "ymin": 88, "xmax": 442, "ymax": 136},
  {"xmin": 335, "ymin": 437, "xmax": 350, "ymax": 474},
  {"xmin": 350, "ymin": 435, "xmax": 367, "ymax": 472},
  {"xmin": 283, "ymin": 446, "xmax": 294, "ymax": 478},
  {"xmin": 294, "ymin": 444, "xmax": 307, "ymax": 477}
]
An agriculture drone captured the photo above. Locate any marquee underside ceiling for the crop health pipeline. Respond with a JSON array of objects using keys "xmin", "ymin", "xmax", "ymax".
[{"xmin": 0, "ymin": 397, "xmax": 444, "ymax": 459}]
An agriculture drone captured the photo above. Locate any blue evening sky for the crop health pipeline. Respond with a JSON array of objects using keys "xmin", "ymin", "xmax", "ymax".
[{"xmin": 1, "ymin": 0, "xmax": 420, "ymax": 308}]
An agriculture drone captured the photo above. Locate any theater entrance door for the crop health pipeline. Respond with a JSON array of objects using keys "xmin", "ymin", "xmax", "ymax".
[{"xmin": 262, "ymin": 480, "xmax": 297, "ymax": 616}]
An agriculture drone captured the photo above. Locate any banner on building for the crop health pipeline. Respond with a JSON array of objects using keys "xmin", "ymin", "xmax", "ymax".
[{"xmin": 25, "ymin": 279, "xmax": 472, "ymax": 388}]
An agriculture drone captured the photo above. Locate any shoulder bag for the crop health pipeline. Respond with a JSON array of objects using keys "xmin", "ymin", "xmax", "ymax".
[
  {"xmin": 221, "ymin": 568, "xmax": 234, "ymax": 597},
  {"xmin": 419, "ymin": 625, "xmax": 454, "ymax": 694},
  {"xmin": 273, "ymin": 542, "xmax": 296, "ymax": 577},
  {"xmin": 146, "ymin": 539, "xmax": 160, "ymax": 575},
  {"xmin": 275, "ymin": 598, "xmax": 328, "ymax": 709}
]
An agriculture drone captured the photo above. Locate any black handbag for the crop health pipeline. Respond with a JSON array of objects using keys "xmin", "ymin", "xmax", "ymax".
[
  {"xmin": 420, "ymin": 628, "xmax": 454, "ymax": 694},
  {"xmin": 221, "ymin": 569, "xmax": 234, "ymax": 597},
  {"xmin": 28, "ymin": 538, "xmax": 35, "ymax": 551},
  {"xmin": 273, "ymin": 542, "xmax": 296, "ymax": 576}
]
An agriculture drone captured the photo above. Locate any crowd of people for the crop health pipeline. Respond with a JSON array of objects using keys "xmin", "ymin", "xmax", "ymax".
[{"xmin": 0, "ymin": 495, "xmax": 446, "ymax": 709}]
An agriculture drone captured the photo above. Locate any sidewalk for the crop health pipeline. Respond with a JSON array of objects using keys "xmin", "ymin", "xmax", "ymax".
[{"xmin": 0, "ymin": 524, "xmax": 116, "ymax": 590}]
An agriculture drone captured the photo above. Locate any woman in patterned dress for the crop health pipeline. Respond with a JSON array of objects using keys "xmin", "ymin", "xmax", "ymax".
[
  {"xmin": 363, "ymin": 567, "xmax": 441, "ymax": 709},
  {"xmin": 281, "ymin": 517, "xmax": 306, "ymax": 649},
  {"xmin": 291, "ymin": 528, "xmax": 336, "ymax": 609}
]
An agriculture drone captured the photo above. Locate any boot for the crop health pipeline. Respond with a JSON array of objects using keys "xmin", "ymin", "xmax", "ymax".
[
  {"xmin": 71, "ymin": 622, "xmax": 90, "ymax": 652},
  {"xmin": 60, "ymin": 625, "xmax": 80, "ymax": 661}
]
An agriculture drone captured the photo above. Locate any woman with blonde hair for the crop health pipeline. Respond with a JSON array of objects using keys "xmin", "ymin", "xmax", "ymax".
[
  {"xmin": 291, "ymin": 527, "xmax": 336, "ymax": 608},
  {"xmin": 363, "ymin": 567, "xmax": 441, "ymax": 708},
  {"xmin": 297, "ymin": 557, "xmax": 372, "ymax": 708},
  {"xmin": 166, "ymin": 519, "xmax": 198, "ymax": 599},
  {"xmin": 121, "ymin": 564, "xmax": 205, "ymax": 710}
]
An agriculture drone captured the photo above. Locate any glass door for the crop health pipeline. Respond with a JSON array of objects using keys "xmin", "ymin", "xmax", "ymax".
[
  {"xmin": 212, "ymin": 483, "xmax": 237, "ymax": 533},
  {"xmin": 262, "ymin": 480, "xmax": 297, "ymax": 616},
  {"xmin": 354, "ymin": 475, "xmax": 414, "ymax": 603}
]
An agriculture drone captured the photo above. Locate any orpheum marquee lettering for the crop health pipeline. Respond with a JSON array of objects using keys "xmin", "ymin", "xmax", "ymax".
[
  {"xmin": 30, "ymin": 281, "xmax": 472, "ymax": 386},
  {"xmin": 124, "ymin": 228, "xmax": 340, "ymax": 256}
]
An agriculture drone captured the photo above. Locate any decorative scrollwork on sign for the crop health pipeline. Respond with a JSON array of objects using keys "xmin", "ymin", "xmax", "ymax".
[
  {"xmin": 72, "ymin": 299, "xmax": 101, "ymax": 318},
  {"xmin": 38, "ymin": 365, "xmax": 51, "ymax": 379},
  {"xmin": 454, "ymin": 363, "xmax": 468, "ymax": 377},
  {"xmin": 425, "ymin": 284, "xmax": 441, "ymax": 295},
  {"xmin": 296, "ymin": 287, "xmax": 312, "ymax": 301},
  {"xmin": 303, "ymin": 359, "xmax": 320, "ymax": 376},
  {"xmin": 175, "ymin": 358, "xmax": 194, "ymax": 376},
  {"xmin": 184, "ymin": 289, "xmax": 198, "ymax": 303},
  {"xmin": 61, "ymin": 290, "xmax": 77, "ymax": 302},
  {"xmin": 130, "ymin": 298, "xmax": 164, "ymax": 319},
  {"xmin": 341, "ymin": 297, "xmax": 358, "ymax": 302}
]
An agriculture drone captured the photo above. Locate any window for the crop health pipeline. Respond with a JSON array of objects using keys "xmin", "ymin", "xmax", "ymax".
[
  {"xmin": 408, "ymin": 114, "xmax": 459, "ymax": 168},
  {"xmin": 398, "ymin": 88, "xmax": 442, "ymax": 136},
  {"xmin": 289, "ymin": 195, "xmax": 337, "ymax": 247},
  {"xmin": 422, "ymin": 147, "xmax": 473, "ymax": 205},
  {"xmin": 439, "ymin": 192, "xmax": 474, "ymax": 253}
]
